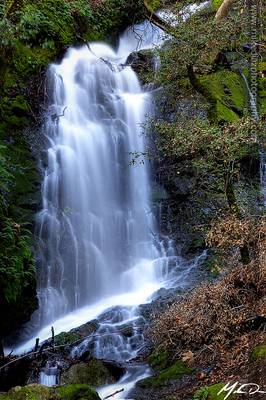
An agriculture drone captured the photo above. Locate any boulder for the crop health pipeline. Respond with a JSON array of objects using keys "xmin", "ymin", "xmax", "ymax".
[
  {"xmin": 125, "ymin": 50, "xmax": 155, "ymax": 85},
  {"xmin": 60, "ymin": 359, "xmax": 124, "ymax": 387}
]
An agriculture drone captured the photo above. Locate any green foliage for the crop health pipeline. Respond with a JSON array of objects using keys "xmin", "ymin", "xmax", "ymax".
[
  {"xmin": 154, "ymin": 117, "xmax": 261, "ymax": 178},
  {"xmin": 0, "ymin": 145, "xmax": 35, "ymax": 305},
  {"xmin": 157, "ymin": 1, "xmax": 247, "ymax": 84}
]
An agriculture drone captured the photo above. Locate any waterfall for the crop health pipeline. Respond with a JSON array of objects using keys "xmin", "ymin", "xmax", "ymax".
[{"xmin": 31, "ymin": 22, "xmax": 169, "ymax": 333}]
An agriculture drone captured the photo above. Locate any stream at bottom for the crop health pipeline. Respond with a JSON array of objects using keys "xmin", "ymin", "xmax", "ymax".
[{"xmin": 38, "ymin": 252, "xmax": 206, "ymax": 399}]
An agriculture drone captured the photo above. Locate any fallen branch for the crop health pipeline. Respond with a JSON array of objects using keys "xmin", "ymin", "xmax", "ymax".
[
  {"xmin": 103, "ymin": 388, "xmax": 124, "ymax": 399},
  {"xmin": 0, "ymin": 324, "xmax": 146, "ymax": 372}
]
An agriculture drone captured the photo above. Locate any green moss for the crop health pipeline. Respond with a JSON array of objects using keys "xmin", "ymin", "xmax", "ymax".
[
  {"xmin": 148, "ymin": 348, "xmax": 171, "ymax": 372},
  {"xmin": 251, "ymin": 345, "xmax": 266, "ymax": 360},
  {"xmin": 0, "ymin": 384, "xmax": 53, "ymax": 400},
  {"xmin": 56, "ymin": 384, "xmax": 100, "ymax": 400},
  {"xmin": 138, "ymin": 360, "xmax": 192, "ymax": 388},
  {"xmin": 193, "ymin": 383, "xmax": 235, "ymax": 400},
  {"xmin": 55, "ymin": 332, "xmax": 81, "ymax": 346},
  {"xmin": 198, "ymin": 71, "xmax": 248, "ymax": 122},
  {"xmin": 0, "ymin": 384, "xmax": 100, "ymax": 400}
]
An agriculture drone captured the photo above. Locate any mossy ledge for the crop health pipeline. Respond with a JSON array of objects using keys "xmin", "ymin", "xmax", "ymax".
[{"xmin": 191, "ymin": 70, "xmax": 249, "ymax": 123}]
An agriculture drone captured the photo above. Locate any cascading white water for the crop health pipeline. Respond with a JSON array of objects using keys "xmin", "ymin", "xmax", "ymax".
[
  {"xmin": 35, "ymin": 21, "xmax": 168, "ymax": 330},
  {"xmin": 34, "ymin": 22, "xmax": 174, "ymax": 395},
  {"xmin": 12, "ymin": 14, "xmax": 207, "ymax": 399}
]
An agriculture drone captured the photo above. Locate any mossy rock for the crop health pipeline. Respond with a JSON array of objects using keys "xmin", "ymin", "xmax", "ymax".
[
  {"xmin": 251, "ymin": 344, "xmax": 266, "ymax": 360},
  {"xmin": 138, "ymin": 360, "xmax": 192, "ymax": 388},
  {"xmin": 56, "ymin": 384, "xmax": 100, "ymax": 400},
  {"xmin": 54, "ymin": 332, "xmax": 81, "ymax": 346},
  {"xmin": 198, "ymin": 71, "xmax": 248, "ymax": 122},
  {"xmin": 0, "ymin": 385, "xmax": 53, "ymax": 400},
  {"xmin": 60, "ymin": 360, "xmax": 115, "ymax": 387},
  {"xmin": 0, "ymin": 384, "xmax": 100, "ymax": 400},
  {"xmin": 193, "ymin": 383, "xmax": 235, "ymax": 400},
  {"xmin": 148, "ymin": 348, "xmax": 171, "ymax": 372}
]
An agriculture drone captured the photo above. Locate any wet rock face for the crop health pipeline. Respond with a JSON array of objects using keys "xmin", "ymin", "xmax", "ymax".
[
  {"xmin": 60, "ymin": 359, "xmax": 124, "ymax": 387},
  {"xmin": 125, "ymin": 51, "xmax": 155, "ymax": 85}
]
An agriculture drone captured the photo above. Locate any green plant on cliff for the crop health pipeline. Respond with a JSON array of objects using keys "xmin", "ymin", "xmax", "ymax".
[
  {"xmin": 154, "ymin": 117, "xmax": 262, "ymax": 200},
  {"xmin": 151, "ymin": 0, "xmax": 262, "ymax": 122},
  {"xmin": 153, "ymin": 116, "xmax": 264, "ymax": 263},
  {"xmin": 157, "ymin": 1, "xmax": 247, "ymax": 79},
  {"xmin": 0, "ymin": 144, "xmax": 36, "ymax": 345}
]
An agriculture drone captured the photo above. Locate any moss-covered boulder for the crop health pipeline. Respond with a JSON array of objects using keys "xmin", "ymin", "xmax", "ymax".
[
  {"xmin": 198, "ymin": 71, "xmax": 248, "ymax": 122},
  {"xmin": 60, "ymin": 360, "xmax": 117, "ymax": 387},
  {"xmin": 0, "ymin": 384, "xmax": 100, "ymax": 400},
  {"xmin": 137, "ymin": 360, "xmax": 192, "ymax": 388},
  {"xmin": 251, "ymin": 344, "xmax": 266, "ymax": 360},
  {"xmin": 56, "ymin": 384, "xmax": 100, "ymax": 400}
]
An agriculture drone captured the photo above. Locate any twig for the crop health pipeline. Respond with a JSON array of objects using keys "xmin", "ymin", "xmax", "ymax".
[{"xmin": 103, "ymin": 388, "xmax": 124, "ymax": 399}]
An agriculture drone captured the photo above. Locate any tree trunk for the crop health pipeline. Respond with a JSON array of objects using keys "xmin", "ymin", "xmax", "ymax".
[{"xmin": 215, "ymin": 0, "xmax": 235, "ymax": 22}]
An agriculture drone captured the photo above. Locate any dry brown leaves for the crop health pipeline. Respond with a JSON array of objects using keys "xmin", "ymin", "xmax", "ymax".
[
  {"xmin": 148, "ymin": 218, "xmax": 266, "ymax": 382},
  {"xmin": 206, "ymin": 215, "xmax": 252, "ymax": 249}
]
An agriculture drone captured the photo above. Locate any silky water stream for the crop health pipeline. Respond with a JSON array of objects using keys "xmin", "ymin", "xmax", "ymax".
[{"xmin": 13, "ymin": 21, "xmax": 204, "ymax": 398}]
